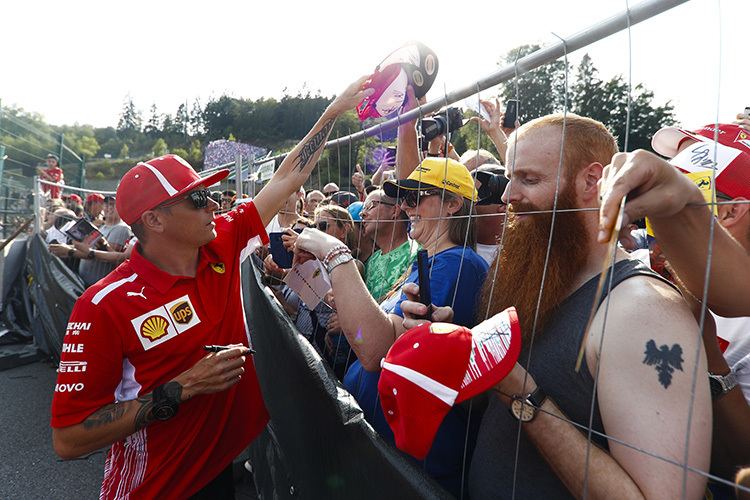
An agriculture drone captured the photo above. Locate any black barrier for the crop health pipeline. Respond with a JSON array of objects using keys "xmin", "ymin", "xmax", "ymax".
[
  {"xmin": 1, "ymin": 237, "xmax": 32, "ymax": 344},
  {"xmin": 242, "ymin": 260, "xmax": 453, "ymax": 499},
  {"xmin": 24, "ymin": 234, "xmax": 85, "ymax": 362}
]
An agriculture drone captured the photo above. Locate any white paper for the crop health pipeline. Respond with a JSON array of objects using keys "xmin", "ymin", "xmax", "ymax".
[{"xmin": 283, "ymin": 259, "xmax": 331, "ymax": 309}]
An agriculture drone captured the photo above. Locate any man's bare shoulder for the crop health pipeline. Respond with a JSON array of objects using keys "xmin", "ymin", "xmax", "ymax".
[
  {"xmin": 603, "ymin": 271, "xmax": 692, "ymax": 326},
  {"xmin": 586, "ymin": 270, "xmax": 700, "ymax": 368}
]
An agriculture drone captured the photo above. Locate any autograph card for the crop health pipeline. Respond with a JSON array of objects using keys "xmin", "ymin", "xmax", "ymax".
[{"xmin": 284, "ymin": 259, "xmax": 331, "ymax": 309}]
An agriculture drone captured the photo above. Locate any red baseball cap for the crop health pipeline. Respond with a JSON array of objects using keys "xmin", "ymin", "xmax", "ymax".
[
  {"xmin": 652, "ymin": 124, "xmax": 750, "ymax": 200},
  {"xmin": 377, "ymin": 307, "xmax": 521, "ymax": 459},
  {"xmin": 63, "ymin": 193, "xmax": 83, "ymax": 203},
  {"xmin": 116, "ymin": 155, "xmax": 229, "ymax": 225},
  {"xmin": 652, "ymin": 123, "xmax": 750, "ymax": 158},
  {"xmin": 86, "ymin": 193, "xmax": 105, "ymax": 202}
]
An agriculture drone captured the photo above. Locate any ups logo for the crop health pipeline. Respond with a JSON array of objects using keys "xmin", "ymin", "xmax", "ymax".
[{"xmin": 170, "ymin": 301, "xmax": 193, "ymax": 325}]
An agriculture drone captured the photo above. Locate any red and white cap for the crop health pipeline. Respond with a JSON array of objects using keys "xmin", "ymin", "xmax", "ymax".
[
  {"xmin": 116, "ymin": 154, "xmax": 229, "ymax": 225},
  {"xmin": 377, "ymin": 307, "xmax": 521, "ymax": 460},
  {"xmin": 652, "ymin": 124, "xmax": 750, "ymax": 200}
]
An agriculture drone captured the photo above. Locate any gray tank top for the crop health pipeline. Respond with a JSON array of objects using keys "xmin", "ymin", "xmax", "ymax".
[{"xmin": 468, "ymin": 258, "xmax": 673, "ymax": 499}]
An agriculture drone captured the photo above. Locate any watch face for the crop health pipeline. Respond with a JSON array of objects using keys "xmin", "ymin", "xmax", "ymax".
[
  {"xmin": 709, "ymin": 376, "xmax": 723, "ymax": 398},
  {"xmin": 511, "ymin": 399, "xmax": 536, "ymax": 422},
  {"xmin": 153, "ymin": 403, "xmax": 176, "ymax": 421}
]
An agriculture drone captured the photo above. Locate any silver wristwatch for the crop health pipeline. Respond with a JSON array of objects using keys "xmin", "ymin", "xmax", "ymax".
[
  {"xmin": 326, "ymin": 253, "xmax": 353, "ymax": 274},
  {"xmin": 708, "ymin": 370, "xmax": 738, "ymax": 399}
]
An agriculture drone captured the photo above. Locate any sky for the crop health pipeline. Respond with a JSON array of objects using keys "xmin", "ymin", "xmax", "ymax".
[{"xmin": 1, "ymin": 0, "xmax": 746, "ymax": 133}]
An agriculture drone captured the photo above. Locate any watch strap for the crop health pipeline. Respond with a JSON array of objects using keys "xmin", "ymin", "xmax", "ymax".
[
  {"xmin": 326, "ymin": 253, "xmax": 354, "ymax": 274},
  {"xmin": 709, "ymin": 371, "xmax": 738, "ymax": 398},
  {"xmin": 152, "ymin": 382, "xmax": 181, "ymax": 421},
  {"xmin": 526, "ymin": 385, "xmax": 547, "ymax": 408}
]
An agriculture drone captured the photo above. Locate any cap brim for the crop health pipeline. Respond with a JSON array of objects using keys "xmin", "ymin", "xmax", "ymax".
[
  {"xmin": 651, "ymin": 127, "xmax": 704, "ymax": 158},
  {"xmin": 456, "ymin": 306, "xmax": 521, "ymax": 403},
  {"xmin": 169, "ymin": 169, "xmax": 230, "ymax": 202},
  {"xmin": 382, "ymin": 178, "xmax": 439, "ymax": 198}
]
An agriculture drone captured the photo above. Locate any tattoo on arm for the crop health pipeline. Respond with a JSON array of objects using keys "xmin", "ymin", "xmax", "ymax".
[
  {"xmin": 82, "ymin": 381, "xmax": 184, "ymax": 432},
  {"xmin": 292, "ymin": 118, "xmax": 335, "ymax": 173},
  {"xmin": 642, "ymin": 339, "xmax": 684, "ymax": 389},
  {"xmin": 83, "ymin": 395, "xmax": 154, "ymax": 431}
]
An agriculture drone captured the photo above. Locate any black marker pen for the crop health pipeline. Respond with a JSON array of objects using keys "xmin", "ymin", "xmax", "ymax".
[{"xmin": 203, "ymin": 345, "xmax": 256, "ymax": 354}]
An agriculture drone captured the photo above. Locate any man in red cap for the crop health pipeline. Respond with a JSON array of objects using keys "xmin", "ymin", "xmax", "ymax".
[
  {"xmin": 50, "ymin": 76, "xmax": 372, "ymax": 499},
  {"xmin": 83, "ymin": 193, "xmax": 105, "ymax": 226}
]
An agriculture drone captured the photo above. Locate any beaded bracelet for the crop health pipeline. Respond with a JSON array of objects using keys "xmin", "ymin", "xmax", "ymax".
[{"xmin": 322, "ymin": 244, "xmax": 351, "ymax": 268}]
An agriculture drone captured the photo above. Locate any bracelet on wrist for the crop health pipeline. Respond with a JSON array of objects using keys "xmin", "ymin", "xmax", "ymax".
[
  {"xmin": 88, "ymin": 250, "xmax": 95, "ymax": 260},
  {"xmin": 323, "ymin": 244, "xmax": 350, "ymax": 267},
  {"xmin": 68, "ymin": 248, "xmax": 75, "ymax": 257},
  {"xmin": 324, "ymin": 248, "xmax": 351, "ymax": 268}
]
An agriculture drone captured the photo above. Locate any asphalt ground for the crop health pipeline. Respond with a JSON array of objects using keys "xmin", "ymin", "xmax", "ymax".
[{"xmin": 0, "ymin": 351, "xmax": 257, "ymax": 500}]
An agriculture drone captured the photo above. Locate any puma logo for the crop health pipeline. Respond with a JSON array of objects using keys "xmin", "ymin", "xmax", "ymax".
[{"xmin": 127, "ymin": 287, "xmax": 147, "ymax": 300}]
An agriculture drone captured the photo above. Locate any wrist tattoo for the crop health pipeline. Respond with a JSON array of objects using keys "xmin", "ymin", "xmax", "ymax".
[
  {"xmin": 292, "ymin": 118, "xmax": 335, "ymax": 173},
  {"xmin": 643, "ymin": 339, "xmax": 684, "ymax": 389}
]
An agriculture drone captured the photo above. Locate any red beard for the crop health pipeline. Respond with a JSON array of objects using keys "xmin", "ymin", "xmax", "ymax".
[{"xmin": 477, "ymin": 184, "xmax": 590, "ymax": 344}]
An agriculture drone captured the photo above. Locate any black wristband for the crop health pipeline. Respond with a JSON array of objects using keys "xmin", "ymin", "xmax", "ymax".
[
  {"xmin": 68, "ymin": 248, "xmax": 75, "ymax": 257},
  {"xmin": 88, "ymin": 250, "xmax": 95, "ymax": 260},
  {"xmin": 425, "ymin": 152, "xmax": 441, "ymax": 157}
]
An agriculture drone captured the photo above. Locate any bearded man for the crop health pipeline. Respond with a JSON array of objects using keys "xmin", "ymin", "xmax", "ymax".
[{"xmin": 455, "ymin": 114, "xmax": 711, "ymax": 499}]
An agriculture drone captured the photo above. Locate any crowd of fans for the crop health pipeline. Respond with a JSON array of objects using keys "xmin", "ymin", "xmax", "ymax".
[{"xmin": 38, "ymin": 75, "xmax": 750, "ymax": 500}]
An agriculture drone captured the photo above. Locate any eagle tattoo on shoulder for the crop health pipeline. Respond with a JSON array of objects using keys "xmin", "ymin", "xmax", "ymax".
[{"xmin": 643, "ymin": 339, "xmax": 684, "ymax": 389}]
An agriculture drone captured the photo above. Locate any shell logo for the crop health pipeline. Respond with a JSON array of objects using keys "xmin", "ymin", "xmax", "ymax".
[{"xmin": 141, "ymin": 316, "xmax": 169, "ymax": 341}]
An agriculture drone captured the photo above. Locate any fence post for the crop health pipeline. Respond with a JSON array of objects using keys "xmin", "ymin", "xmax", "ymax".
[
  {"xmin": 58, "ymin": 133, "xmax": 65, "ymax": 164},
  {"xmin": 79, "ymin": 155, "xmax": 86, "ymax": 188},
  {"xmin": 0, "ymin": 146, "xmax": 5, "ymax": 238},
  {"xmin": 0, "ymin": 146, "xmax": 5, "ymax": 197},
  {"xmin": 234, "ymin": 152, "xmax": 243, "ymax": 200},
  {"xmin": 249, "ymin": 153, "xmax": 256, "ymax": 199}
]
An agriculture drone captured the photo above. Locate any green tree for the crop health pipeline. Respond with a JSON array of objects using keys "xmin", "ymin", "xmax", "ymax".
[
  {"xmin": 117, "ymin": 94, "xmax": 142, "ymax": 140},
  {"xmin": 571, "ymin": 54, "xmax": 676, "ymax": 152},
  {"xmin": 190, "ymin": 98, "xmax": 204, "ymax": 137},
  {"xmin": 75, "ymin": 135, "xmax": 101, "ymax": 158},
  {"xmin": 152, "ymin": 138, "xmax": 168, "ymax": 157},
  {"xmin": 175, "ymin": 103, "xmax": 189, "ymax": 142},
  {"xmin": 498, "ymin": 44, "xmax": 568, "ymax": 124},
  {"xmin": 172, "ymin": 147, "xmax": 189, "ymax": 159},
  {"xmin": 119, "ymin": 144, "xmax": 130, "ymax": 159},
  {"xmin": 144, "ymin": 104, "xmax": 161, "ymax": 137}
]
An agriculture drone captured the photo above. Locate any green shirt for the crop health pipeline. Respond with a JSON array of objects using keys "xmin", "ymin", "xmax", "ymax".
[{"xmin": 365, "ymin": 239, "xmax": 420, "ymax": 302}]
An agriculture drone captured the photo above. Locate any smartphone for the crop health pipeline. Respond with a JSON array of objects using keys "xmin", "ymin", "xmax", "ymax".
[
  {"xmin": 415, "ymin": 249, "xmax": 433, "ymax": 320},
  {"xmin": 269, "ymin": 230, "xmax": 301, "ymax": 269},
  {"xmin": 385, "ymin": 146, "xmax": 397, "ymax": 165},
  {"xmin": 502, "ymin": 99, "xmax": 519, "ymax": 129}
]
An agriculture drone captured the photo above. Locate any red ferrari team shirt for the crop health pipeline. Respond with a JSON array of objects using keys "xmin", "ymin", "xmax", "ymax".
[
  {"xmin": 43, "ymin": 166, "xmax": 64, "ymax": 198},
  {"xmin": 51, "ymin": 202, "xmax": 270, "ymax": 500}
]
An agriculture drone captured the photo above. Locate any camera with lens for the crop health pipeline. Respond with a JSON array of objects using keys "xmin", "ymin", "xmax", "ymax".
[
  {"xmin": 474, "ymin": 166, "xmax": 509, "ymax": 206},
  {"xmin": 419, "ymin": 107, "xmax": 465, "ymax": 149}
]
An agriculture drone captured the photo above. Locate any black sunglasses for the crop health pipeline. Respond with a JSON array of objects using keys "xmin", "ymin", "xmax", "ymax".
[
  {"xmin": 158, "ymin": 189, "xmax": 211, "ymax": 210},
  {"xmin": 317, "ymin": 221, "xmax": 329, "ymax": 231},
  {"xmin": 402, "ymin": 189, "xmax": 444, "ymax": 208}
]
